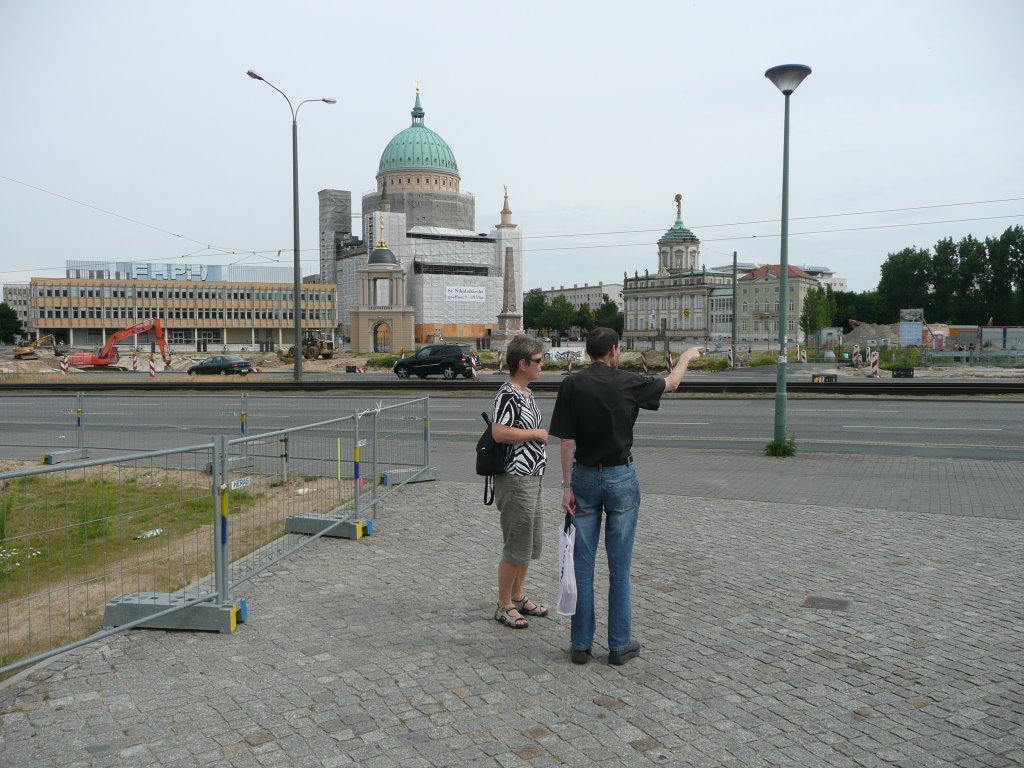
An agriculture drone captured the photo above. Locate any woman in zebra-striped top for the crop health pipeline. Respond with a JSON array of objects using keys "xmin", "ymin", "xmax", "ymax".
[{"xmin": 491, "ymin": 335, "xmax": 549, "ymax": 629}]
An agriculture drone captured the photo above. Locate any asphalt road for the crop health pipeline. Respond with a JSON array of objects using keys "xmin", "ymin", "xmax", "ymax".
[
  {"xmin": 428, "ymin": 393, "xmax": 1024, "ymax": 463},
  {"xmin": 2, "ymin": 390, "xmax": 1022, "ymax": 464}
]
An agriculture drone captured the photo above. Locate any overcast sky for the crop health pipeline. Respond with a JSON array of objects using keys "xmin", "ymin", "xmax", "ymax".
[{"xmin": 2, "ymin": 1, "xmax": 1022, "ymax": 298}]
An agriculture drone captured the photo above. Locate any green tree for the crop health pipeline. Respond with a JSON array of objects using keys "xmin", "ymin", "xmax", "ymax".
[
  {"xmin": 988, "ymin": 225, "xmax": 1024, "ymax": 325},
  {"xmin": 876, "ymin": 247, "xmax": 932, "ymax": 322},
  {"xmin": 825, "ymin": 285, "xmax": 837, "ymax": 328},
  {"xmin": 593, "ymin": 294, "xmax": 623, "ymax": 334},
  {"xmin": 0, "ymin": 303, "xmax": 23, "ymax": 344},
  {"xmin": 929, "ymin": 237, "xmax": 957, "ymax": 321},
  {"xmin": 799, "ymin": 286, "xmax": 831, "ymax": 339},
  {"xmin": 982, "ymin": 228, "xmax": 1018, "ymax": 325},
  {"xmin": 574, "ymin": 302, "xmax": 595, "ymax": 333},
  {"xmin": 955, "ymin": 235, "xmax": 988, "ymax": 324},
  {"xmin": 522, "ymin": 289, "xmax": 547, "ymax": 332},
  {"xmin": 541, "ymin": 296, "xmax": 576, "ymax": 337},
  {"xmin": 833, "ymin": 290, "xmax": 882, "ymax": 330}
]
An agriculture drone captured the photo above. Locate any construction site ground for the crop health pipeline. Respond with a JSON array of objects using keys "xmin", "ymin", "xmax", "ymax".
[{"xmin": 2, "ymin": 347, "xmax": 1022, "ymax": 378}]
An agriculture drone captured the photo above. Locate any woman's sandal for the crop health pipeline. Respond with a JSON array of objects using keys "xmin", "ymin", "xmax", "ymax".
[
  {"xmin": 495, "ymin": 604, "xmax": 529, "ymax": 629},
  {"xmin": 512, "ymin": 595, "xmax": 549, "ymax": 617}
]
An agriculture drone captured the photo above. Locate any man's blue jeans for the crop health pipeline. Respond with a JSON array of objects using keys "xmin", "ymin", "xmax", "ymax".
[{"xmin": 569, "ymin": 463, "xmax": 640, "ymax": 654}]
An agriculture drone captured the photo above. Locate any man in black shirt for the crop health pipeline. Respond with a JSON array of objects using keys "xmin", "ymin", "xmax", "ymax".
[{"xmin": 549, "ymin": 327, "xmax": 699, "ymax": 665}]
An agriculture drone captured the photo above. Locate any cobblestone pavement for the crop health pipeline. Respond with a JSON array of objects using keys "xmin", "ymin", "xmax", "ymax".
[{"xmin": 2, "ymin": 450, "xmax": 1023, "ymax": 767}]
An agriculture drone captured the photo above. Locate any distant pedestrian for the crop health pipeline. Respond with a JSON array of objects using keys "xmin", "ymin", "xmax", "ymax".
[
  {"xmin": 549, "ymin": 327, "xmax": 699, "ymax": 665},
  {"xmin": 491, "ymin": 335, "xmax": 549, "ymax": 629}
]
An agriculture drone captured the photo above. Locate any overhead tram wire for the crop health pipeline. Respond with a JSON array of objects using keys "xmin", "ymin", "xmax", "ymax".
[
  {"xmin": 517, "ymin": 196, "xmax": 1024, "ymax": 241},
  {"xmin": 0, "ymin": 174, "xmax": 254, "ymax": 258},
  {"xmin": 3, "ymin": 173, "xmax": 1021, "ymax": 273},
  {"xmin": 519, "ymin": 213, "xmax": 1024, "ymax": 254}
]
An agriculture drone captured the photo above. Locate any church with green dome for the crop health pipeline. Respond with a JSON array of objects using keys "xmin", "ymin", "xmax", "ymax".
[{"xmin": 319, "ymin": 88, "xmax": 523, "ymax": 352}]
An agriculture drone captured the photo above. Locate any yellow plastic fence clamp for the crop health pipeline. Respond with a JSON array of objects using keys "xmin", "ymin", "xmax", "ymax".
[{"xmin": 229, "ymin": 603, "xmax": 237, "ymax": 633}]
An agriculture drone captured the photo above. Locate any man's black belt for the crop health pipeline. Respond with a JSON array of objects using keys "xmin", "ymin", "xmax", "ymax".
[{"xmin": 576, "ymin": 455, "xmax": 634, "ymax": 470}]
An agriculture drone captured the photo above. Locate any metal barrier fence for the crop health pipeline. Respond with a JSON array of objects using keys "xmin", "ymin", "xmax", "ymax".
[
  {"xmin": 0, "ymin": 392, "xmax": 430, "ymax": 461},
  {"xmin": 0, "ymin": 397, "xmax": 431, "ymax": 677}
]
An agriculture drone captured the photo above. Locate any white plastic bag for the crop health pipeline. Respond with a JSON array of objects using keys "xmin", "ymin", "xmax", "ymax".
[{"xmin": 557, "ymin": 513, "xmax": 577, "ymax": 616}]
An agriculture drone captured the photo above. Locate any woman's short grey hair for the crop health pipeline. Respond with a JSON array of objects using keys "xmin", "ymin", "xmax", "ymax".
[{"xmin": 506, "ymin": 335, "xmax": 544, "ymax": 373}]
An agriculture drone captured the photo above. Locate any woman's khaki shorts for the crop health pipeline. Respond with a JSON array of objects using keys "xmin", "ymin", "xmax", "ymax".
[{"xmin": 493, "ymin": 473, "xmax": 544, "ymax": 566}]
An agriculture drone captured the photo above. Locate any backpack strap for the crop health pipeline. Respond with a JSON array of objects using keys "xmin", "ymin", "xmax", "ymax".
[{"xmin": 483, "ymin": 474, "xmax": 495, "ymax": 505}]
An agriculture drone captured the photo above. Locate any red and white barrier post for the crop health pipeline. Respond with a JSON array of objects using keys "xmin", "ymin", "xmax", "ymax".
[
  {"xmin": 149, "ymin": 354, "xmax": 156, "ymax": 378},
  {"xmin": 869, "ymin": 350, "xmax": 879, "ymax": 378},
  {"xmin": 60, "ymin": 356, "xmax": 69, "ymax": 375}
]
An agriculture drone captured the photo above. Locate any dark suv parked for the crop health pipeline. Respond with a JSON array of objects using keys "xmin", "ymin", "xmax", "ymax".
[{"xmin": 393, "ymin": 344, "xmax": 475, "ymax": 379}]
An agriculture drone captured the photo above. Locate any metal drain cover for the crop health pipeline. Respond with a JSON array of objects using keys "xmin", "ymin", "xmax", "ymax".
[{"xmin": 801, "ymin": 595, "xmax": 850, "ymax": 612}]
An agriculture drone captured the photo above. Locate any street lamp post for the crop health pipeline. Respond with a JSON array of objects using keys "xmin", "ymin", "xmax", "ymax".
[
  {"xmin": 764, "ymin": 63, "xmax": 811, "ymax": 445},
  {"xmin": 247, "ymin": 69, "xmax": 335, "ymax": 382}
]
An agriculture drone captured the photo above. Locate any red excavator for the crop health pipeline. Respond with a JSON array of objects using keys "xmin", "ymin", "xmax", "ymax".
[{"xmin": 66, "ymin": 318, "xmax": 172, "ymax": 370}]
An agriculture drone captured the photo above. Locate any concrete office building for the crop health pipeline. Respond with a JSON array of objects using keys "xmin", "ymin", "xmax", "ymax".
[
  {"xmin": 2, "ymin": 283, "xmax": 30, "ymax": 336},
  {"xmin": 16, "ymin": 260, "xmax": 335, "ymax": 352},
  {"xmin": 531, "ymin": 282, "xmax": 623, "ymax": 312}
]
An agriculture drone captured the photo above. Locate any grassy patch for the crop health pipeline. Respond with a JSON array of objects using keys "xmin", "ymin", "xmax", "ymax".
[
  {"xmin": 366, "ymin": 353, "xmax": 399, "ymax": 368},
  {"xmin": 764, "ymin": 436, "xmax": 797, "ymax": 457},
  {"xmin": 750, "ymin": 352, "xmax": 779, "ymax": 367},
  {"xmin": 0, "ymin": 472, "xmax": 260, "ymax": 601}
]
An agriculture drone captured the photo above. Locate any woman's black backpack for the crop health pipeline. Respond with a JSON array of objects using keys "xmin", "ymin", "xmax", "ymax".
[{"xmin": 476, "ymin": 412, "xmax": 508, "ymax": 505}]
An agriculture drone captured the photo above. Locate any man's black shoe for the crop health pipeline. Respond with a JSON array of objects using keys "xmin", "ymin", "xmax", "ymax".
[
  {"xmin": 571, "ymin": 648, "xmax": 592, "ymax": 665},
  {"xmin": 608, "ymin": 640, "xmax": 640, "ymax": 666}
]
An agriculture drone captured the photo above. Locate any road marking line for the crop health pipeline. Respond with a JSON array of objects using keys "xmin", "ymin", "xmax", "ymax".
[
  {"xmin": 429, "ymin": 430, "xmax": 1024, "ymax": 452},
  {"xmin": 637, "ymin": 421, "xmax": 709, "ymax": 426},
  {"xmin": 842, "ymin": 426, "xmax": 1002, "ymax": 431},
  {"xmin": 794, "ymin": 409, "xmax": 899, "ymax": 413}
]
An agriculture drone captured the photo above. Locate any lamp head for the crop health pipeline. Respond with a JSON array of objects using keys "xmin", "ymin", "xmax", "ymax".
[
  {"xmin": 246, "ymin": 70, "xmax": 264, "ymax": 81},
  {"xmin": 322, "ymin": 98, "xmax": 337, "ymax": 104},
  {"xmin": 765, "ymin": 64, "xmax": 811, "ymax": 95}
]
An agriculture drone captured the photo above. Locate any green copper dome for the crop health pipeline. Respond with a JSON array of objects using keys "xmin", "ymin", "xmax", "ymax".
[
  {"xmin": 661, "ymin": 201, "xmax": 697, "ymax": 243},
  {"xmin": 378, "ymin": 92, "xmax": 459, "ymax": 176}
]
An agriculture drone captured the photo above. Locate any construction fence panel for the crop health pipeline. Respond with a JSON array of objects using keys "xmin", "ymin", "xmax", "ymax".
[
  {"xmin": 222, "ymin": 396, "xmax": 431, "ymax": 589},
  {"xmin": 1, "ymin": 443, "xmax": 217, "ymax": 676},
  {"xmin": 0, "ymin": 393, "xmax": 433, "ymax": 462},
  {"xmin": 1, "ymin": 396, "xmax": 433, "ymax": 677}
]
